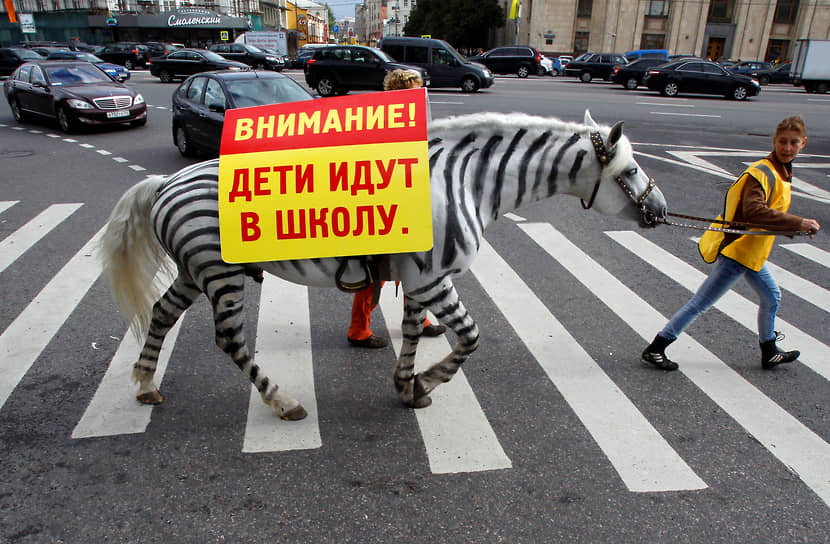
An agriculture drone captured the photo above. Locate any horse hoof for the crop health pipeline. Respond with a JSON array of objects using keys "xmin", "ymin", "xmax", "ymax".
[
  {"xmin": 280, "ymin": 405, "xmax": 308, "ymax": 421},
  {"xmin": 137, "ymin": 390, "xmax": 164, "ymax": 405},
  {"xmin": 413, "ymin": 394, "xmax": 432, "ymax": 408}
]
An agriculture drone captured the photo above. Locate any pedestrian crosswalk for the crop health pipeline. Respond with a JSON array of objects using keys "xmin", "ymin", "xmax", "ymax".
[{"xmin": 1, "ymin": 200, "xmax": 829, "ymax": 506}]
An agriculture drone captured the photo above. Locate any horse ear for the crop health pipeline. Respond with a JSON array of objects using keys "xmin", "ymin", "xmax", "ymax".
[
  {"xmin": 583, "ymin": 109, "xmax": 599, "ymax": 129},
  {"xmin": 608, "ymin": 121, "xmax": 624, "ymax": 148}
]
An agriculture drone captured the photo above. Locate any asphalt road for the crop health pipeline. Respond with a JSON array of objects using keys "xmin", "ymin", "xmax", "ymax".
[{"xmin": 1, "ymin": 71, "xmax": 829, "ymax": 544}]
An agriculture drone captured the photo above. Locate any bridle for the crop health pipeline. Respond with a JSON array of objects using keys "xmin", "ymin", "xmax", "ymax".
[
  {"xmin": 581, "ymin": 131, "xmax": 658, "ymax": 225},
  {"xmin": 581, "ymin": 131, "xmax": 811, "ymax": 236}
]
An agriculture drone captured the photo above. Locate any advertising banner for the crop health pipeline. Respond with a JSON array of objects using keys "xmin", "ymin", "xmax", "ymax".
[{"xmin": 217, "ymin": 88, "xmax": 432, "ymax": 263}]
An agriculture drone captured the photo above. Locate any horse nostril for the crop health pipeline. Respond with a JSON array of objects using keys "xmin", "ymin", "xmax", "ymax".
[{"xmin": 660, "ymin": 205, "xmax": 667, "ymax": 218}]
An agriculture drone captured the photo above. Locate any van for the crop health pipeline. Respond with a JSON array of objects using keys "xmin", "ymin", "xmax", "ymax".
[
  {"xmin": 624, "ymin": 49, "xmax": 669, "ymax": 62},
  {"xmin": 377, "ymin": 36, "xmax": 494, "ymax": 92}
]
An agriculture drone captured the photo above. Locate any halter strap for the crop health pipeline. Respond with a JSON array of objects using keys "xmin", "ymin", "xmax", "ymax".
[{"xmin": 581, "ymin": 131, "xmax": 655, "ymax": 215}]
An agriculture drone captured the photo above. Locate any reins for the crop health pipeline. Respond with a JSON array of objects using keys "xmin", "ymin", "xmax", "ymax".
[{"xmin": 583, "ymin": 130, "xmax": 812, "ymax": 237}]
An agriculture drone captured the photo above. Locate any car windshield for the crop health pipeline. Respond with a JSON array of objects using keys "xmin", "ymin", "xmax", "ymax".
[
  {"xmin": 45, "ymin": 64, "xmax": 111, "ymax": 85},
  {"xmin": 18, "ymin": 49, "xmax": 43, "ymax": 60},
  {"xmin": 74, "ymin": 53, "xmax": 103, "ymax": 62},
  {"xmin": 202, "ymin": 50, "xmax": 228, "ymax": 62},
  {"xmin": 226, "ymin": 78, "xmax": 312, "ymax": 109},
  {"xmin": 245, "ymin": 45, "xmax": 265, "ymax": 53}
]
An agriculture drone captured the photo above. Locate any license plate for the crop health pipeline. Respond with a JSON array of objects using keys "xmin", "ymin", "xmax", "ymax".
[{"xmin": 106, "ymin": 109, "xmax": 130, "ymax": 118}]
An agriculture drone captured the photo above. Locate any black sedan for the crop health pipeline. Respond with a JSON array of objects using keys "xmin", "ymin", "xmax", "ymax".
[
  {"xmin": 149, "ymin": 49, "xmax": 249, "ymax": 83},
  {"xmin": 753, "ymin": 63, "xmax": 792, "ymax": 85},
  {"xmin": 611, "ymin": 58, "xmax": 669, "ymax": 89},
  {"xmin": 4, "ymin": 61, "xmax": 147, "ymax": 133},
  {"xmin": 644, "ymin": 59, "xmax": 760, "ymax": 100},
  {"xmin": 172, "ymin": 70, "xmax": 314, "ymax": 157}
]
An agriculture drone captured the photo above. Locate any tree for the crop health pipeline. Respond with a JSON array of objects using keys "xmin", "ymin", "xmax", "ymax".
[{"xmin": 403, "ymin": 0, "xmax": 504, "ymax": 50}]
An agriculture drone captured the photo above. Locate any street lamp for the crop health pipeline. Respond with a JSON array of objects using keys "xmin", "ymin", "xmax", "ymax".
[{"xmin": 392, "ymin": 3, "xmax": 399, "ymax": 36}]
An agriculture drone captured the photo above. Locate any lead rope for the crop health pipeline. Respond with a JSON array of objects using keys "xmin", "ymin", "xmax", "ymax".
[{"xmin": 657, "ymin": 211, "xmax": 812, "ymax": 237}]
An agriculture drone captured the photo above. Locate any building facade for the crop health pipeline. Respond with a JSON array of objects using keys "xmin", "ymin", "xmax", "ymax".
[{"xmin": 506, "ymin": 0, "xmax": 830, "ymax": 62}]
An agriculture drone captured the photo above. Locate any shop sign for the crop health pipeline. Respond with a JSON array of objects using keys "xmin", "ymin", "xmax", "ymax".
[{"xmin": 167, "ymin": 7, "xmax": 222, "ymax": 27}]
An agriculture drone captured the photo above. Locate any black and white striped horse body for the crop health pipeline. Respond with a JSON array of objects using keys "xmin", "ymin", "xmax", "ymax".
[{"xmin": 101, "ymin": 110, "xmax": 667, "ymax": 419}]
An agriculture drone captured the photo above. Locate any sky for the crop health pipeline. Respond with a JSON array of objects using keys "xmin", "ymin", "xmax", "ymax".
[{"xmin": 325, "ymin": 0, "xmax": 364, "ymax": 19}]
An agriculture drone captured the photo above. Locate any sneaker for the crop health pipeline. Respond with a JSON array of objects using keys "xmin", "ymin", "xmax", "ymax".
[
  {"xmin": 347, "ymin": 335, "xmax": 389, "ymax": 349},
  {"xmin": 761, "ymin": 332, "xmax": 799, "ymax": 369},
  {"xmin": 641, "ymin": 349, "xmax": 679, "ymax": 371}
]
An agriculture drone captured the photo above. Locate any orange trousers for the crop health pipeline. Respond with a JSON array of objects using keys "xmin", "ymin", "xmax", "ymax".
[{"xmin": 348, "ymin": 281, "xmax": 431, "ymax": 340}]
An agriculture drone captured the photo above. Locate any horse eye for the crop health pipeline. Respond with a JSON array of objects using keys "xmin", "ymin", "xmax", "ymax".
[{"xmin": 626, "ymin": 167, "xmax": 638, "ymax": 176}]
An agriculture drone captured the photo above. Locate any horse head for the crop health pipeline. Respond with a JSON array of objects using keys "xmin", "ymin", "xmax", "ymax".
[{"xmin": 580, "ymin": 110, "xmax": 667, "ymax": 228}]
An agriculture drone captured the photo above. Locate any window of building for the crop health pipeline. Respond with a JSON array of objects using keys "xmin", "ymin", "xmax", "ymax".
[
  {"xmin": 765, "ymin": 39, "xmax": 789, "ymax": 62},
  {"xmin": 774, "ymin": 0, "xmax": 799, "ymax": 24},
  {"xmin": 708, "ymin": 0, "xmax": 734, "ymax": 23},
  {"xmin": 574, "ymin": 31, "xmax": 590, "ymax": 54},
  {"xmin": 640, "ymin": 33, "xmax": 665, "ymax": 49},
  {"xmin": 645, "ymin": 0, "xmax": 670, "ymax": 17},
  {"xmin": 577, "ymin": 0, "xmax": 593, "ymax": 18}
]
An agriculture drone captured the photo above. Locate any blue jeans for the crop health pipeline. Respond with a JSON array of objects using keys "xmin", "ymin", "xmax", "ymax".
[{"xmin": 660, "ymin": 256, "xmax": 781, "ymax": 343}]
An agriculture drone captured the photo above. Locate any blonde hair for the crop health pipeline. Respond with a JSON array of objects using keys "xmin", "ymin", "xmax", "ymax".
[
  {"xmin": 383, "ymin": 69, "xmax": 423, "ymax": 91},
  {"xmin": 776, "ymin": 115, "xmax": 806, "ymax": 137}
]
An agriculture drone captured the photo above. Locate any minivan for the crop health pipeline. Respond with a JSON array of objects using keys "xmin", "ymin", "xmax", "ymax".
[{"xmin": 378, "ymin": 36, "xmax": 494, "ymax": 92}]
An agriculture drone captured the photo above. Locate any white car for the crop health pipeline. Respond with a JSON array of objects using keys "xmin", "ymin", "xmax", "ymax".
[{"xmin": 539, "ymin": 55, "xmax": 561, "ymax": 76}]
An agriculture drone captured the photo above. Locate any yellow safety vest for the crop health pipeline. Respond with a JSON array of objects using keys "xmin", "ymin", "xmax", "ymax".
[{"xmin": 698, "ymin": 158, "xmax": 791, "ymax": 271}]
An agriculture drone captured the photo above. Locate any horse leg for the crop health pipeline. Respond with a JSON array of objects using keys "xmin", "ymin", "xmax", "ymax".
[
  {"xmin": 133, "ymin": 273, "xmax": 201, "ymax": 405},
  {"xmin": 393, "ymin": 296, "xmax": 429, "ymax": 407},
  {"xmin": 205, "ymin": 268, "xmax": 307, "ymax": 421},
  {"xmin": 397, "ymin": 278, "xmax": 480, "ymax": 408}
]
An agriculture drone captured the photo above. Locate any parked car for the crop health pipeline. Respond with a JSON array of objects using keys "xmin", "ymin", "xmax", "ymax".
[
  {"xmin": 728, "ymin": 60, "xmax": 773, "ymax": 76},
  {"xmin": 0, "ymin": 47, "xmax": 43, "ymax": 76},
  {"xmin": 29, "ymin": 46, "xmax": 71, "ymax": 57},
  {"xmin": 288, "ymin": 48, "xmax": 316, "ymax": 69},
  {"xmin": 172, "ymin": 70, "xmax": 314, "ymax": 157},
  {"xmin": 4, "ymin": 61, "xmax": 147, "ymax": 132},
  {"xmin": 377, "ymin": 36, "xmax": 493, "ymax": 92},
  {"xmin": 144, "ymin": 42, "xmax": 183, "ymax": 58},
  {"xmin": 97, "ymin": 43, "xmax": 150, "ymax": 70},
  {"xmin": 563, "ymin": 52, "xmax": 628, "ymax": 82},
  {"xmin": 46, "ymin": 50, "xmax": 131, "ymax": 81},
  {"xmin": 644, "ymin": 59, "xmax": 760, "ymax": 100},
  {"xmin": 149, "ymin": 49, "xmax": 249, "ymax": 83},
  {"xmin": 558, "ymin": 55, "xmax": 574, "ymax": 66},
  {"xmin": 209, "ymin": 43, "xmax": 284, "ymax": 71},
  {"xmin": 304, "ymin": 45, "xmax": 430, "ymax": 97},
  {"xmin": 753, "ymin": 62, "xmax": 792, "ymax": 85},
  {"xmin": 539, "ymin": 54, "xmax": 561, "ymax": 76},
  {"xmin": 611, "ymin": 57, "xmax": 668, "ymax": 89},
  {"xmin": 624, "ymin": 49, "xmax": 668, "ymax": 62},
  {"xmin": 467, "ymin": 45, "xmax": 541, "ymax": 78}
]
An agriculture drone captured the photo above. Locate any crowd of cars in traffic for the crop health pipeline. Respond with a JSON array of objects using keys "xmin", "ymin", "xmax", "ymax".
[{"xmin": 0, "ymin": 36, "xmax": 805, "ymax": 146}]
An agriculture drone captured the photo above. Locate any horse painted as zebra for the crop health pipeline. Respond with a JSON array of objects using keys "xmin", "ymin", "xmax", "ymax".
[{"xmin": 101, "ymin": 110, "xmax": 667, "ymax": 421}]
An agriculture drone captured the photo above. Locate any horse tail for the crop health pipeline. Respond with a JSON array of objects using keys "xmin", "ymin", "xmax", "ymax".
[{"xmin": 100, "ymin": 176, "xmax": 172, "ymax": 340}]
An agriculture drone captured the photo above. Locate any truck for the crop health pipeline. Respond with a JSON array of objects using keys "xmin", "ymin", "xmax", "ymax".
[
  {"xmin": 234, "ymin": 31, "xmax": 288, "ymax": 58},
  {"xmin": 790, "ymin": 39, "xmax": 830, "ymax": 93}
]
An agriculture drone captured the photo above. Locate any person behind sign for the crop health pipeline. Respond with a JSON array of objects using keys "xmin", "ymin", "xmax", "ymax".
[
  {"xmin": 347, "ymin": 69, "xmax": 445, "ymax": 348},
  {"xmin": 641, "ymin": 115, "xmax": 820, "ymax": 371}
]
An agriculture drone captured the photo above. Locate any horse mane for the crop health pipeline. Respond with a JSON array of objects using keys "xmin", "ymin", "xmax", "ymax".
[{"xmin": 429, "ymin": 111, "xmax": 634, "ymax": 177}]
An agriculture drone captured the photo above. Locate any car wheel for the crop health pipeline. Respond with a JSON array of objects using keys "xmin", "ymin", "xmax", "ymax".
[
  {"xmin": 159, "ymin": 70, "xmax": 173, "ymax": 83},
  {"xmin": 552, "ymin": 69, "xmax": 560, "ymax": 76},
  {"xmin": 175, "ymin": 125, "xmax": 196, "ymax": 157},
  {"xmin": 759, "ymin": 75, "xmax": 770, "ymax": 86},
  {"xmin": 57, "ymin": 106, "xmax": 76, "ymax": 133},
  {"xmin": 517, "ymin": 65, "xmax": 530, "ymax": 78},
  {"xmin": 816, "ymin": 81, "xmax": 829, "ymax": 93},
  {"xmin": 731, "ymin": 85, "xmax": 748, "ymax": 100},
  {"xmin": 8, "ymin": 96, "xmax": 27, "ymax": 122},
  {"xmin": 580, "ymin": 71, "xmax": 592, "ymax": 83},
  {"xmin": 316, "ymin": 76, "xmax": 337, "ymax": 97},
  {"xmin": 662, "ymin": 81, "xmax": 679, "ymax": 97},
  {"xmin": 460, "ymin": 76, "xmax": 479, "ymax": 93},
  {"xmin": 130, "ymin": 118, "xmax": 147, "ymax": 128},
  {"xmin": 624, "ymin": 77, "xmax": 638, "ymax": 90},
  {"xmin": 124, "ymin": 59, "xmax": 134, "ymax": 70},
  {"xmin": 538, "ymin": 66, "xmax": 547, "ymax": 76}
]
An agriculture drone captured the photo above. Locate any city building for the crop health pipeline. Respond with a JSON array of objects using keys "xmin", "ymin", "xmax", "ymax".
[{"xmin": 506, "ymin": 0, "xmax": 830, "ymax": 62}]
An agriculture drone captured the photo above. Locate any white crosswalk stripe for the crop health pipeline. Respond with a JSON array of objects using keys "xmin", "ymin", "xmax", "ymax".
[{"xmin": 0, "ymin": 202, "xmax": 828, "ymax": 497}]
